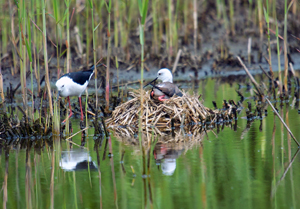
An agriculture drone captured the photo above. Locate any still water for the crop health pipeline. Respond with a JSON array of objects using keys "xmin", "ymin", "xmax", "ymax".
[{"xmin": 1, "ymin": 77, "xmax": 300, "ymax": 209}]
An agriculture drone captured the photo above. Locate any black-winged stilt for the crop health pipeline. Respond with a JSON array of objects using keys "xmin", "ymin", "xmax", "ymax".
[
  {"xmin": 144, "ymin": 68, "xmax": 182, "ymax": 101},
  {"xmin": 56, "ymin": 65, "xmax": 98, "ymax": 122}
]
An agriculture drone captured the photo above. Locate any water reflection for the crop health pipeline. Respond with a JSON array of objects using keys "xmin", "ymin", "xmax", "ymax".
[
  {"xmin": 59, "ymin": 149, "xmax": 97, "ymax": 171},
  {"xmin": 153, "ymin": 142, "xmax": 184, "ymax": 176}
]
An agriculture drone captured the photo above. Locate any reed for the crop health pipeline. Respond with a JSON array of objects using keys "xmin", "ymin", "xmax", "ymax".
[
  {"xmin": 248, "ymin": 0, "xmax": 253, "ymax": 27},
  {"xmin": 221, "ymin": 0, "xmax": 229, "ymax": 34},
  {"xmin": 193, "ymin": 0, "xmax": 198, "ymax": 54},
  {"xmin": 52, "ymin": 0, "xmax": 62, "ymax": 80},
  {"xmin": 18, "ymin": 0, "xmax": 28, "ymax": 108},
  {"xmin": 65, "ymin": 0, "xmax": 71, "ymax": 73},
  {"xmin": 275, "ymin": 21, "xmax": 282, "ymax": 93},
  {"xmin": 88, "ymin": 0, "xmax": 98, "ymax": 110},
  {"xmin": 168, "ymin": 0, "xmax": 173, "ymax": 62},
  {"xmin": 105, "ymin": 0, "xmax": 112, "ymax": 113},
  {"xmin": 1, "ymin": 0, "xmax": 8, "ymax": 54},
  {"xmin": 152, "ymin": 0, "xmax": 158, "ymax": 54},
  {"xmin": 52, "ymin": 97, "xmax": 60, "ymax": 135},
  {"xmin": 257, "ymin": 0, "xmax": 263, "ymax": 62},
  {"xmin": 283, "ymin": 0, "xmax": 288, "ymax": 92},
  {"xmin": 33, "ymin": 0, "xmax": 41, "ymax": 94},
  {"xmin": 263, "ymin": 1, "xmax": 273, "ymax": 77},
  {"xmin": 283, "ymin": 0, "xmax": 294, "ymax": 92},
  {"xmin": 41, "ymin": 0, "xmax": 53, "ymax": 116},
  {"xmin": 216, "ymin": 0, "xmax": 222, "ymax": 19},
  {"xmin": 229, "ymin": 0, "xmax": 235, "ymax": 35},
  {"xmin": 0, "ymin": 64, "xmax": 3, "ymax": 102},
  {"xmin": 138, "ymin": 0, "xmax": 149, "ymax": 143},
  {"xmin": 85, "ymin": 1, "xmax": 91, "ymax": 66}
]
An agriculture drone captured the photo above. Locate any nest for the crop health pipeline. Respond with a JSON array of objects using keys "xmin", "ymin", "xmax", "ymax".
[{"xmin": 106, "ymin": 90, "xmax": 215, "ymax": 128}]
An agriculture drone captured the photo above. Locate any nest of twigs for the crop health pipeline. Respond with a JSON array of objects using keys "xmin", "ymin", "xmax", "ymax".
[{"xmin": 106, "ymin": 90, "xmax": 216, "ymax": 128}]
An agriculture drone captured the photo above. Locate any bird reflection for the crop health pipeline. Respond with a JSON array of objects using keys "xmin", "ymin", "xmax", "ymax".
[
  {"xmin": 60, "ymin": 149, "xmax": 97, "ymax": 171},
  {"xmin": 153, "ymin": 142, "xmax": 184, "ymax": 176}
]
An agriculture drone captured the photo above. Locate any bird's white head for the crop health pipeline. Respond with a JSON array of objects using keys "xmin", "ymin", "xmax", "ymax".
[
  {"xmin": 157, "ymin": 68, "xmax": 173, "ymax": 83},
  {"xmin": 56, "ymin": 76, "xmax": 72, "ymax": 97}
]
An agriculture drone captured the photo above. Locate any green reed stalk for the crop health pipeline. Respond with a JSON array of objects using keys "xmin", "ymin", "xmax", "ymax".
[
  {"xmin": 119, "ymin": 2, "xmax": 125, "ymax": 48},
  {"xmin": 229, "ymin": 0, "xmax": 235, "ymax": 35},
  {"xmin": 114, "ymin": 0, "xmax": 119, "ymax": 49},
  {"xmin": 105, "ymin": 0, "xmax": 112, "ymax": 112},
  {"xmin": 276, "ymin": 21, "xmax": 282, "ymax": 93},
  {"xmin": 168, "ymin": 0, "xmax": 173, "ymax": 62},
  {"xmin": 88, "ymin": 0, "xmax": 98, "ymax": 109},
  {"xmin": 116, "ymin": 56, "xmax": 119, "ymax": 93},
  {"xmin": 1, "ymin": 1, "xmax": 8, "ymax": 54},
  {"xmin": 85, "ymin": 1, "xmax": 90, "ymax": 65},
  {"xmin": 96, "ymin": 1, "xmax": 105, "ymax": 57},
  {"xmin": 53, "ymin": 0, "xmax": 61, "ymax": 78},
  {"xmin": 8, "ymin": 0, "xmax": 17, "ymax": 75},
  {"xmin": 53, "ymin": 98, "xmax": 60, "ymax": 134},
  {"xmin": 123, "ymin": 1, "xmax": 133, "ymax": 60},
  {"xmin": 41, "ymin": 0, "xmax": 53, "ymax": 116},
  {"xmin": 174, "ymin": 0, "xmax": 180, "ymax": 53},
  {"xmin": 193, "ymin": 0, "xmax": 198, "ymax": 54},
  {"xmin": 85, "ymin": 90, "xmax": 88, "ymax": 127},
  {"xmin": 221, "ymin": 0, "xmax": 228, "ymax": 34},
  {"xmin": 73, "ymin": 172, "xmax": 78, "ymax": 209},
  {"xmin": 0, "ymin": 66, "xmax": 4, "ymax": 102},
  {"xmin": 18, "ymin": 0, "xmax": 27, "ymax": 108},
  {"xmin": 65, "ymin": 0, "xmax": 71, "ymax": 73},
  {"xmin": 158, "ymin": 2, "xmax": 163, "ymax": 54},
  {"xmin": 33, "ymin": 0, "xmax": 41, "ymax": 95},
  {"xmin": 138, "ymin": 0, "xmax": 149, "ymax": 142},
  {"xmin": 27, "ymin": 14, "xmax": 34, "ymax": 120},
  {"xmin": 257, "ymin": 0, "xmax": 263, "ymax": 49},
  {"xmin": 248, "ymin": 0, "xmax": 253, "ymax": 26},
  {"xmin": 283, "ymin": 0, "xmax": 289, "ymax": 92},
  {"xmin": 152, "ymin": 0, "xmax": 158, "ymax": 54},
  {"xmin": 183, "ymin": 0, "xmax": 188, "ymax": 43},
  {"xmin": 216, "ymin": 0, "xmax": 222, "ymax": 19},
  {"xmin": 263, "ymin": 1, "xmax": 273, "ymax": 77}
]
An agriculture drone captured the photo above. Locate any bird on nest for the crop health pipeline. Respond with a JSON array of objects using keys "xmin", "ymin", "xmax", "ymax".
[{"xmin": 144, "ymin": 68, "xmax": 183, "ymax": 101}]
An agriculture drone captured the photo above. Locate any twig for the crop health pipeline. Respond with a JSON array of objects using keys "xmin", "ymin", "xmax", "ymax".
[
  {"xmin": 65, "ymin": 127, "xmax": 89, "ymax": 149},
  {"xmin": 172, "ymin": 49, "xmax": 182, "ymax": 74},
  {"xmin": 237, "ymin": 56, "xmax": 263, "ymax": 96},
  {"xmin": 266, "ymin": 98, "xmax": 300, "ymax": 146}
]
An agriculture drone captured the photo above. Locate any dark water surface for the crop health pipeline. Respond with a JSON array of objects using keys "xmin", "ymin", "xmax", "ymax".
[{"xmin": 1, "ymin": 77, "xmax": 300, "ymax": 209}]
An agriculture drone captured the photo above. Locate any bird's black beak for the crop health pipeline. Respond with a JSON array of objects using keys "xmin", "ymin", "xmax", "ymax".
[{"xmin": 144, "ymin": 77, "xmax": 158, "ymax": 88}]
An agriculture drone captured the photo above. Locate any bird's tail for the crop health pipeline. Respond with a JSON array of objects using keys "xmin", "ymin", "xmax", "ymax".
[
  {"xmin": 90, "ymin": 63, "xmax": 103, "ymax": 71},
  {"xmin": 88, "ymin": 63, "xmax": 103, "ymax": 80}
]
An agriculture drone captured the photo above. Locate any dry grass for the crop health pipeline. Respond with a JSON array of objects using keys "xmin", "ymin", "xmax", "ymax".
[{"xmin": 106, "ymin": 89, "xmax": 233, "ymax": 129}]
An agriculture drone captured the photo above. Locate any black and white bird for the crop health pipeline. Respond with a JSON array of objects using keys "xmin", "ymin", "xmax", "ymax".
[
  {"xmin": 56, "ymin": 65, "xmax": 98, "ymax": 122},
  {"xmin": 144, "ymin": 68, "xmax": 183, "ymax": 101}
]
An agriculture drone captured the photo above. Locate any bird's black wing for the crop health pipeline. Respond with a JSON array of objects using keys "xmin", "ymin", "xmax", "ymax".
[
  {"xmin": 150, "ymin": 83, "xmax": 181, "ymax": 97},
  {"xmin": 62, "ymin": 69, "xmax": 94, "ymax": 85}
]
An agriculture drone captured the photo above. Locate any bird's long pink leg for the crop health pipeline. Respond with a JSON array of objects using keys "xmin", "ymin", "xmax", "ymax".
[
  {"xmin": 62, "ymin": 96, "xmax": 73, "ymax": 123},
  {"xmin": 158, "ymin": 95, "xmax": 168, "ymax": 101},
  {"xmin": 79, "ymin": 96, "xmax": 84, "ymax": 121}
]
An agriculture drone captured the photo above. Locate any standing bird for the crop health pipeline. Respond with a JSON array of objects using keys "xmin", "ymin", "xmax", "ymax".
[
  {"xmin": 56, "ymin": 65, "xmax": 98, "ymax": 122},
  {"xmin": 144, "ymin": 68, "xmax": 183, "ymax": 101}
]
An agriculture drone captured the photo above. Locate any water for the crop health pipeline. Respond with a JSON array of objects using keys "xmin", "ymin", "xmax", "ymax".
[{"xmin": 1, "ymin": 77, "xmax": 300, "ymax": 209}]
